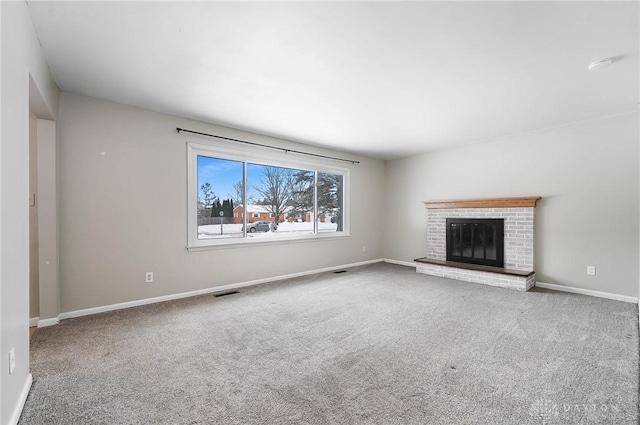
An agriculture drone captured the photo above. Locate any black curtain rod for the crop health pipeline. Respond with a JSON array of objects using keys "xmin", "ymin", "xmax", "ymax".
[{"xmin": 176, "ymin": 127, "xmax": 359, "ymax": 164}]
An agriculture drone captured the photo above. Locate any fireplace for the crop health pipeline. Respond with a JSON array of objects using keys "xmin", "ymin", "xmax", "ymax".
[
  {"xmin": 416, "ymin": 197, "xmax": 540, "ymax": 291},
  {"xmin": 446, "ymin": 218, "xmax": 504, "ymax": 267}
]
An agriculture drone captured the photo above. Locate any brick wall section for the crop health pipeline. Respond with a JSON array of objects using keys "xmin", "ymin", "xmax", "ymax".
[
  {"xmin": 416, "ymin": 263, "xmax": 536, "ymax": 292},
  {"xmin": 426, "ymin": 208, "xmax": 534, "ymax": 271},
  {"xmin": 420, "ymin": 206, "xmax": 537, "ymax": 291}
]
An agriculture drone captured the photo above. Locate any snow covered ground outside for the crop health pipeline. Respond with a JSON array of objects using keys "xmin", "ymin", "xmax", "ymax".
[{"xmin": 198, "ymin": 221, "xmax": 339, "ymax": 239}]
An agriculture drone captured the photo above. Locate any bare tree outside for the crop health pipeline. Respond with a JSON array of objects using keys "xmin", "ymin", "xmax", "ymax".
[
  {"xmin": 231, "ymin": 180, "xmax": 244, "ymax": 205},
  {"xmin": 252, "ymin": 166, "xmax": 295, "ymax": 224}
]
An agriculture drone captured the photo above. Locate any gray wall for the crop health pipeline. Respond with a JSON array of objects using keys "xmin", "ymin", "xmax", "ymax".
[
  {"xmin": 29, "ymin": 110, "xmax": 39, "ymax": 319},
  {"xmin": 36, "ymin": 118, "xmax": 60, "ymax": 322},
  {"xmin": 1, "ymin": 1, "xmax": 59, "ymax": 423},
  {"xmin": 384, "ymin": 112, "xmax": 639, "ymax": 298},
  {"xmin": 57, "ymin": 93, "xmax": 385, "ymax": 313}
]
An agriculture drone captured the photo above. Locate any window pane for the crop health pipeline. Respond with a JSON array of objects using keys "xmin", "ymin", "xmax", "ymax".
[
  {"xmin": 461, "ymin": 224, "xmax": 472, "ymax": 257},
  {"xmin": 246, "ymin": 164, "xmax": 314, "ymax": 237},
  {"xmin": 486, "ymin": 226, "xmax": 497, "ymax": 260},
  {"xmin": 197, "ymin": 156, "xmax": 244, "ymax": 240},
  {"xmin": 317, "ymin": 172, "xmax": 343, "ymax": 232},
  {"xmin": 450, "ymin": 224, "xmax": 461, "ymax": 256}
]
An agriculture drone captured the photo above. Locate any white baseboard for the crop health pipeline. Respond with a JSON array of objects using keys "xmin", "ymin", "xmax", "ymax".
[
  {"xmin": 57, "ymin": 258, "xmax": 385, "ymax": 322},
  {"xmin": 383, "ymin": 258, "xmax": 416, "ymax": 268},
  {"xmin": 536, "ymin": 281, "xmax": 638, "ymax": 304},
  {"xmin": 37, "ymin": 317, "xmax": 59, "ymax": 328},
  {"xmin": 383, "ymin": 262, "xmax": 638, "ymax": 304},
  {"xmin": 29, "ymin": 317, "xmax": 39, "ymax": 327},
  {"xmin": 8, "ymin": 373, "xmax": 32, "ymax": 425}
]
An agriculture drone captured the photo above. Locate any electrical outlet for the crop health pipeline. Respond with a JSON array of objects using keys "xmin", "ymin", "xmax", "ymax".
[
  {"xmin": 362, "ymin": 246, "xmax": 366, "ymax": 253},
  {"xmin": 587, "ymin": 266, "xmax": 596, "ymax": 276},
  {"xmin": 9, "ymin": 347, "xmax": 15, "ymax": 375},
  {"xmin": 145, "ymin": 272, "xmax": 154, "ymax": 283}
]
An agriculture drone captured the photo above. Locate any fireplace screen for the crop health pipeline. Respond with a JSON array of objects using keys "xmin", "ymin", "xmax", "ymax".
[{"xmin": 446, "ymin": 218, "xmax": 504, "ymax": 267}]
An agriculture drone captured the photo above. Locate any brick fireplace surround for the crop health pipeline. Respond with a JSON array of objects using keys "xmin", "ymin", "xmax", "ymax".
[{"xmin": 415, "ymin": 197, "xmax": 541, "ymax": 291}]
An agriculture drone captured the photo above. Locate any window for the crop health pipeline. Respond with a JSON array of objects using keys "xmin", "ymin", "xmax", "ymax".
[
  {"xmin": 187, "ymin": 143, "xmax": 349, "ymax": 249},
  {"xmin": 195, "ymin": 156, "xmax": 244, "ymax": 241}
]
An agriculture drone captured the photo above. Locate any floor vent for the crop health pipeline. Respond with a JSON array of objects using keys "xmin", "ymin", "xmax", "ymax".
[
  {"xmin": 333, "ymin": 270, "xmax": 348, "ymax": 274},
  {"xmin": 214, "ymin": 291, "xmax": 239, "ymax": 298}
]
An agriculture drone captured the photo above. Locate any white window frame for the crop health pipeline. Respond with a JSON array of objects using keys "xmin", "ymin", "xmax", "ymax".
[{"xmin": 187, "ymin": 142, "xmax": 350, "ymax": 250}]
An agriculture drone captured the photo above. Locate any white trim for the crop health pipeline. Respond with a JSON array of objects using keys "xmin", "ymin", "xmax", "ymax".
[
  {"xmin": 29, "ymin": 317, "xmax": 39, "ymax": 327},
  {"xmin": 8, "ymin": 373, "xmax": 32, "ymax": 425},
  {"xmin": 383, "ymin": 258, "xmax": 416, "ymax": 268},
  {"xmin": 536, "ymin": 281, "xmax": 638, "ymax": 304},
  {"xmin": 382, "ymin": 262, "xmax": 638, "ymax": 303},
  {"xmin": 187, "ymin": 234, "xmax": 351, "ymax": 251},
  {"xmin": 37, "ymin": 317, "xmax": 59, "ymax": 328},
  {"xmin": 58, "ymin": 259, "xmax": 384, "ymax": 321}
]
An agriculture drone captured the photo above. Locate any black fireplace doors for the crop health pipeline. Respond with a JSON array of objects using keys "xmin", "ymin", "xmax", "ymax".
[{"xmin": 446, "ymin": 218, "xmax": 504, "ymax": 267}]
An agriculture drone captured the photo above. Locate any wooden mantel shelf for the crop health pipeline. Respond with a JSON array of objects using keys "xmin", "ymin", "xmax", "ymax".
[{"xmin": 424, "ymin": 196, "xmax": 541, "ymax": 209}]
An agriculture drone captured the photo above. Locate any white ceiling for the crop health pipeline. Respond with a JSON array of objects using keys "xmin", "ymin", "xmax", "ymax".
[{"xmin": 28, "ymin": 1, "xmax": 639, "ymax": 160}]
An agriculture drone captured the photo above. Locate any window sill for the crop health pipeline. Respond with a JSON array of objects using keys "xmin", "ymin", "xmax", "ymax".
[{"xmin": 187, "ymin": 233, "xmax": 351, "ymax": 252}]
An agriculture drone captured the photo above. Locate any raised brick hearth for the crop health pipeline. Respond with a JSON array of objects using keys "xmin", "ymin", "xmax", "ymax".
[{"xmin": 416, "ymin": 197, "xmax": 541, "ymax": 291}]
